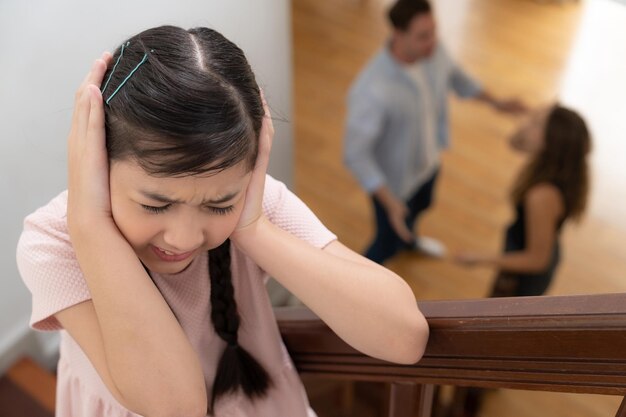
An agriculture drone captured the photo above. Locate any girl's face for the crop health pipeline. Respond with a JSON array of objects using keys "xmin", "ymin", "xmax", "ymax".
[
  {"xmin": 509, "ymin": 106, "xmax": 551, "ymax": 154},
  {"xmin": 109, "ymin": 158, "xmax": 251, "ymax": 275}
]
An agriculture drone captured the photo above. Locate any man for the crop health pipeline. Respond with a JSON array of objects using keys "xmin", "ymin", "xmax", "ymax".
[{"xmin": 344, "ymin": 0, "xmax": 526, "ymax": 264}]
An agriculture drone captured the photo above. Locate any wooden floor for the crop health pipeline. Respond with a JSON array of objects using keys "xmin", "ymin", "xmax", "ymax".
[
  {"xmin": 292, "ymin": 0, "xmax": 626, "ymax": 416},
  {"xmin": 0, "ymin": 358, "xmax": 55, "ymax": 416}
]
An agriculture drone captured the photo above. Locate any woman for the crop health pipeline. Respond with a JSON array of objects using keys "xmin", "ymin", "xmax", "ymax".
[
  {"xmin": 457, "ymin": 104, "xmax": 591, "ymax": 297},
  {"xmin": 451, "ymin": 104, "xmax": 591, "ymax": 417}
]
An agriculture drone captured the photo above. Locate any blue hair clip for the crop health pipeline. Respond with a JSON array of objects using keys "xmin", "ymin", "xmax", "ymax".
[
  {"xmin": 101, "ymin": 41, "xmax": 129, "ymax": 94},
  {"xmin": 104, "ymin": 45, "xmax": 154, "ymax": 105}
]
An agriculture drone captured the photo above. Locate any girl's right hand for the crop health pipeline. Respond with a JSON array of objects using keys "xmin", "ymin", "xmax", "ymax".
[
  {"xmin": 67, "ymin": 53, "xmax": 115, "ymax": 240},
  {"xmin": 232, "ymin": 91, "xmax": 274, "ymax": 236}
]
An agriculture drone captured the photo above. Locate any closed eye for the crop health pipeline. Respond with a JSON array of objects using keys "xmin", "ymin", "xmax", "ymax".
[
  {"xmin": 141, "ymin": 204, "xmax": 171, "ymax": 214},
  {"xmin": 208, "ymin": 206, "xmax": 234, "ymax": 215}
]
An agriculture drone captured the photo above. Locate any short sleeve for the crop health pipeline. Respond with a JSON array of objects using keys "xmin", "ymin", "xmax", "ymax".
[
  {"xmin": 16, "ymin": 191, "xmax": 91, "ymax": 331},
  {"xmin": 262, "ymin": 175, "xmax": 337, "ymax": 249}
]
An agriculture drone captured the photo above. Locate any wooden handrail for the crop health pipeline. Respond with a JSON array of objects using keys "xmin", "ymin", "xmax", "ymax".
[{"xmin": 276, "ymin": 293, "xmax": 626, "ymax": 395}]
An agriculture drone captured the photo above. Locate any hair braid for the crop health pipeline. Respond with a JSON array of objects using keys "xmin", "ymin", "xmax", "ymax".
[{"xmin": 208, "ymin": 239, "xmax": 271, "ymax": 413}]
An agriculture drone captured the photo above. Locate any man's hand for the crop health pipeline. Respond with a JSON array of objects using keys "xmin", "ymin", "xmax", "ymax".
[
  {"xmin": 476, "ymin": 91, "xmax": 528, "ymax": 116},
  {"xmin": 494, "ymin": 98, "xmax": 528, "ymax": 115},
  {"xmin": 373, "ymin": 186, "xmax": 414, "ymax": 243}
]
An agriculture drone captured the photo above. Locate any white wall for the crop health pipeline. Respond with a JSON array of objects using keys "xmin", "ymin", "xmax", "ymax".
[{"xmin": 0, "ymin": 0, "xmax": 293, "ymax": 373}]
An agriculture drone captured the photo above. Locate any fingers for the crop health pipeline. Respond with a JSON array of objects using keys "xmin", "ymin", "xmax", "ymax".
[
  {"xmin": 72, "ymin": 54, "xmax": 111, "ymax": 135},
  {"xmin": 69, "ymin": 53, "xmax": 111, "ymax": 157},
  {"xmin": 260, "ymin": 88, "xmax": 266, "ymax": 106},
  {"xmin": 102, "ymin": 51, "xmax": 114, "ymax": 65},
  {"xmin": 232, "ymin": 92, "xmax": 276, "ymax": 233},
  {"xmin": 76, "ymin": 54, "xmax": 110, "ymax": 98},
  {"xmin": 73, "ymin": 59, "xmax": 101, "ymax": 129},
  {"xmin": 68, "ymin": 85, "xmax": 109, "ymax": 221},
  {"xmin": 86, "ymin": 85, "xmax": 105, "ymax": 147},
  {"xmin": 76, "ymin": 52, "xmax": 112, "ymax": 103},
  {"xmin": 73, "ymin": 87, "xmax": 93, "ymax": 151},
  {"xmin": 258, "ymin": 114, "xmax": 274, "ymax": 157},
  {"xmin": 260, "ymin": 88, "xmax": 275, "ymax": 135},
  {"xmin": 87, "ymin": 58, "xmax": 109, "ymax": 91},
  {"xmin": 398, "ymin": 227, "xmax": 414, "ymax": 243},
  {"xmin": 390, "ymin": 216, "xmax": 414, "ymax": 243},
  {"xmin": 260, "ymin": 93, "xmax": 274, "ymax": 142},
  {"xmin": 255, "ymin": 91, "xmax": 274, "ymax": 170}
]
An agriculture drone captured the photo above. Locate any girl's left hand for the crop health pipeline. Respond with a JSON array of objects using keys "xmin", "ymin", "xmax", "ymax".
[{"xmin": 232, "ymin": 91, "xmax": 274, "ymax": 236}]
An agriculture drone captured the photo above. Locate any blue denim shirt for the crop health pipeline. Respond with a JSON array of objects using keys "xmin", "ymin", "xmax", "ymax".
[{"xmin": 343, "ymin": 43, "xmax": 482, "ymax": 199}]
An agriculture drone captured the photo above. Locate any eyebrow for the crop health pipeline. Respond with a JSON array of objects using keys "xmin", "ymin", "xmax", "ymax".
[{"xmin": 140, "ymin": 190, "xmax": 240, "ymax": 205}]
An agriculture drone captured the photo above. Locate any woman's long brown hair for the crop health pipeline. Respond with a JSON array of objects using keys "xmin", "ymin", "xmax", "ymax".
[{"xmin": 512, "ymin": 105, "xmax": 591, "ymax": 222}]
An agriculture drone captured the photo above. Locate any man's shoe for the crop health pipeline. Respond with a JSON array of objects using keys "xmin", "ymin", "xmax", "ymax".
[{"xmin": 414, "ymin": 236, "xmax": 447, "ymax": 258}]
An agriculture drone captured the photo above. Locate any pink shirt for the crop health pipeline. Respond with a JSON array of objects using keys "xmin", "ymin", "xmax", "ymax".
[{"xmin": 17, "ymin": 175, "xmax": 337, "ymax": 417}]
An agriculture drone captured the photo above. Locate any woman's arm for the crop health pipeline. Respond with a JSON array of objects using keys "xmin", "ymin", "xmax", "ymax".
[
  {"xmin": 57, "ymin": 56, "xmax": 206, "ymax": 417},
  {"xmin": 456, "ymin": 183, "xmax": 564, "ymax": 274}
]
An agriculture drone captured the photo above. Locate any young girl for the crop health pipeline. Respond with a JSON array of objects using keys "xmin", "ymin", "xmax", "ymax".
[
  {"xmin": 455, "ymin": 104, "xmax": 591, "ymax": 297},
  {"xmin": 450, "ymin": 104, "xmax": 591, "ymax": 417},
  {"xmin": 16, "ymin": 26, "xmax": 428, "ymax": 417}
]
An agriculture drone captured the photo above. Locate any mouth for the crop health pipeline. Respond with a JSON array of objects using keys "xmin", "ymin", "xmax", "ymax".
[{"xmin": 150, "ymin": 245, "xmax": 196, "ymax": 263}]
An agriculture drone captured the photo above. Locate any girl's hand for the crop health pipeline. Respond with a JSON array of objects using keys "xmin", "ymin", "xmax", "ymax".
[
  {"xmin": 67, "ymin": 53, "xmax": 115, "ymax": 239},
  {"xmin": 232, "ymin": 92, "xmax": 274, "ymax": 237}
]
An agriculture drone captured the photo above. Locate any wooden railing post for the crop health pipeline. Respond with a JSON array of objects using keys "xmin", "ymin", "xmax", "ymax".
[
  {"xmin": 415, "ymin": 384, "xmax": 434, "ymax": 417},
  {"xmin": 386, "ymin": 382, "xmax": 434, "ymax": 417},
  {"xmin": 387, "ymin": 382, "xmax": 415, "ymax": 417}
]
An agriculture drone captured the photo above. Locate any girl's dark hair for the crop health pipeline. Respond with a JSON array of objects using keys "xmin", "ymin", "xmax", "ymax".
[
  {"xmin": 104, "ymin": 25, "xmax": 263, "ymax": 175},
  {"xmin": 512, "ymin": 105, "xmax": 592, "ymax": 222},
  {"xmin": 101, "ymin": 25, "xmax": 270, "ymax": 412},
  {"xmin": 208, "ymin": 240, "xmax": 270, "ymax": 409},
  {"xmin": 388, "ymin": 0, "xmax": 432, "ymax": 31}
]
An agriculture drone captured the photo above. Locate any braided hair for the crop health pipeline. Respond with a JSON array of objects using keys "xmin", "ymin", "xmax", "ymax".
[{"xmin": 208, "ymin": 239, "xmax": 271, "ymax": 412}]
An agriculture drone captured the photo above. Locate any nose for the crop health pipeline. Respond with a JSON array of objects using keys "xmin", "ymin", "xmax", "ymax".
[{"xmin": 162, "ymin": 214, "xmax": 205, "ymax": 253}]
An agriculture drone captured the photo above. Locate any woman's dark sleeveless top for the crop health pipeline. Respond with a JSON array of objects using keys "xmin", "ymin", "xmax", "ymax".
[{"xmin": 495, "ymin": 184, "xmax": 567, "ymax": 297}]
